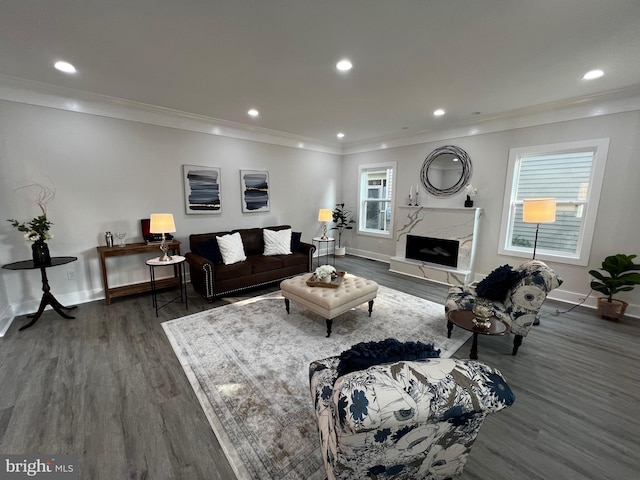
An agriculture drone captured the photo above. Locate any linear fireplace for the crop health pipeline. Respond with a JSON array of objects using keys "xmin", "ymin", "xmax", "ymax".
[{"xmin": 406, "ymin": 235, "xmax": 459, "ymax": 268}]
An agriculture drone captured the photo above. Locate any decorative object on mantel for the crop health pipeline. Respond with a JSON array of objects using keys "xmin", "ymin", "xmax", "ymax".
[
  {"xmin": 7, "ymin": 178, "xmax": 55, "ymax": 266},
  {"xmin": 420, "ymin": 145, "xmax": 472, "ymax": 197},
  {"xmin": 408, "ymin": 183, "xmax": 421, "ymax": 206},
  {"xmin": 330, "ymin": 203, "xmax": 355, "ymax": 256},
  {"xmin": 464, "ymin": 183, "xmax": 477, "ymax": 207},
  {"xmin": 589, "ymin": 254, "xmax": 640, "ymax": 320}
]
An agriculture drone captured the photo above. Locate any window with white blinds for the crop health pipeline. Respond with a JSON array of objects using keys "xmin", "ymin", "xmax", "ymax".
[
  {"xmin": 498, "ymin": 139, "xmax": 609, "ymax": 266},
  {"xmin": 358, "ymin": 162, "xmax": 396, "ymax": 237}
]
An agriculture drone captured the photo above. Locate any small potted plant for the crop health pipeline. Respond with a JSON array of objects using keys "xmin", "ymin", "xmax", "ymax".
[
  {"xmin": 589, "ymin": 254, "xmax": 640, "ymax": 320},
  {"xmin": 331, "ymin": 203, "xmax": 355, "ymax": 256}
]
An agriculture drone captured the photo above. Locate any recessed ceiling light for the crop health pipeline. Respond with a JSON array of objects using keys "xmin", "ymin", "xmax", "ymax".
[
  {"xmin": 583, "ymin": 69, "xmax": 604, "ymax": 80},
  {"xmin": 54, "ymin": 61, "xmax": 76, "ymax": 74},
  {"xmin": 248, "ymin": 109, "xmax": 259, "ymax": 117},
  {"xmin": 336, "ymin": 59, "xmax": 352, "ymax": 72},
  {"xmin": 433, "ymin": 109, "xmax": 445, "ymax": 116},
  {"xmin": 337, "ymin": 132, "xmax": 345, "ymax": 139}
]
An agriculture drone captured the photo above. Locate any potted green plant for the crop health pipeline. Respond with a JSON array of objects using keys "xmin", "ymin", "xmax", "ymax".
[
  {"xmin": 589, "ymin": 254, "xmax": 640, "ymax": 320},
  {"xmin": 331, "ymin": 203, "xmax": 355, "ymax": 256}
]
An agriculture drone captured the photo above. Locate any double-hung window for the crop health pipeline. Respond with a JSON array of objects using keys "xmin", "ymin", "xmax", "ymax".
[
  {"xmin": 358, "ymin": 162, "xmax": 396, "ymax": 237},
  {"xmin": 498, "ymin": 139, "xmax": 609, "ymax": 266}
]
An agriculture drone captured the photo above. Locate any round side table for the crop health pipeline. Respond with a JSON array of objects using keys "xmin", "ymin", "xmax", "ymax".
[
  {"xmin": 2, "ymin": 256, "xmax": 78, "ymax": 331},
  {"xmin": 312, "ymin": 237, "xmax": 335, "ymax": 269},
  {"xmin": 145, "ymin": 255, "xmax": 188, "ymax": 317}
]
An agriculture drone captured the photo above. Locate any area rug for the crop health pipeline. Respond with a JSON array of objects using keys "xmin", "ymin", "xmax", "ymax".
[{"xmin": 162, "ymin": 286, "xmax": 470, "ymax": 480}]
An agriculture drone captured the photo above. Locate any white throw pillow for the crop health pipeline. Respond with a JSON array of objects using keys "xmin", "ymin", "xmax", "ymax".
[
  {"xmin": 216, "ymin": 232, "xmax": 247, "ymax": 265},
  {"xmin": 263, "ymin": 228, "xmax": 292, "ymax": 256}
]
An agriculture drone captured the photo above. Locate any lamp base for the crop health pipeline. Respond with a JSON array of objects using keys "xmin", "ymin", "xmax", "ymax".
[{"xmin": 159, "ymin": 237, "xmax": 172, "ymax": 262}]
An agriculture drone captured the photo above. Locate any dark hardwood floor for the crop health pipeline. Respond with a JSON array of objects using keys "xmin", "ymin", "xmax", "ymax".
[{"xmin": 1, "ymin": 255, "xmax": 638, "ymax": 479}]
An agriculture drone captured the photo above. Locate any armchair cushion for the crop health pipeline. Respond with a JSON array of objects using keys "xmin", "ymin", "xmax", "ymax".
[
  {"xmin": 336, "ymin": 338, "xmax": 441, "ymax": 376},
  {"xmin": 475, "ymin": 264, "xmax": 522, "ymax": 301}
]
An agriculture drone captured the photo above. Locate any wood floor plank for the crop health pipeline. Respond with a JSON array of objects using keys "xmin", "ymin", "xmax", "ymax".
[{"xmin": 0, "ymin": 254, "xmax": 638, "ymax": 479}]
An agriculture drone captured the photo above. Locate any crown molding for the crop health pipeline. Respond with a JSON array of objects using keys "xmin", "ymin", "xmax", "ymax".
[
  {"xmin": 0, "ymin": 74, "xmax": 342, "ymax": 155},
  {"xmin": 342, "ymin": 85, "xmax": 640, "ymax": 155},
  {"xmin": 2, "ymin": 74, "xmax": 639, "ymax": 157}
]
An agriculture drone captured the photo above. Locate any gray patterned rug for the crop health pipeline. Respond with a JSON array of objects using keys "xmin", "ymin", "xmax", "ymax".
[{"xmin": 162, "ymin": 286, "xmax": 470, "ymax": 480}]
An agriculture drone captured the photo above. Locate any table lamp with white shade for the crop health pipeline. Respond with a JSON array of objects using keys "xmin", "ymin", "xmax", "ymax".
[
  {"xmin": 149, "ymin": 213, "xmax": 176, "ymax": 261},
  {"xmin": 318, "ymin": 209, "xmax": 332, "ymax": 240}
]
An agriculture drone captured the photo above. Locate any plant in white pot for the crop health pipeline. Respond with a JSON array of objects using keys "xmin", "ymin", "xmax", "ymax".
[
  {"xmin": 331, "ymin": 203, "xmax": 355, "ymax": 256},
  {"xmin": 589, "ymin": 254, "xmax": 640, "ymax": 320}
]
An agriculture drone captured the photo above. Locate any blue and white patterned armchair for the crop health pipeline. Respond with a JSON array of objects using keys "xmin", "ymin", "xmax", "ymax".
[
  {"xmin": 309, "ymin": 357, "xmax": 515, "ymax": 480},
  {"xmin": 445, "ymin": 260, "xmax": 563, "ymax": 355}
]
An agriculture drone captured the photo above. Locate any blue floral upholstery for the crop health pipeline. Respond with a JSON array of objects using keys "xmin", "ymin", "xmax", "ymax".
[
  {"xmin": 309, "ymin": 357, "xmax": 514, "ymax": 480},
  {"xmin": 445, "ymin": 260, "xmax": 563, "ymax": 354}
]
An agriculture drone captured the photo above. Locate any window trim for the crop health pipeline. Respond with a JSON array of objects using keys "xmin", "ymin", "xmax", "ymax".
[
  {"xmin": 498, "ymin": 138, "xmax": 609, "ymax": 266},
  {"xmin": 357, "ymin": 161, "xmax": 397, "ymax": 239}
]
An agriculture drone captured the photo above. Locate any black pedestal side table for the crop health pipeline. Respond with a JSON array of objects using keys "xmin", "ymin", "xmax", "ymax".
[
  {"xmin": 2, "ymin": 256, "xmax": 78, "ymax": 331},
  {"xmin": 145, "ymin": 255, "xmax": 187, "ymax": 317}
]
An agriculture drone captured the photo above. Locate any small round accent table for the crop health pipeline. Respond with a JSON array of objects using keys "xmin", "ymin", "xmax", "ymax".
[
  {"xmin": 2, "ymin": 256, "xmax": 78, "ymax": 331},
  {"xmin": 312, "ymin": 237, "xmax": 335, "ymax": 269},
  {"xmin": 145, "ymin": 255, "xmax": 188, "ymax": 317},
  {"xmin": 447, "ymin": 310, "xmax": 510, "ymax": 359}
]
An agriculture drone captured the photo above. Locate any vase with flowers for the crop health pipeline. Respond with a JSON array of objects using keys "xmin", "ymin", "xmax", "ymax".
[
  {"xmin": 314, "ymin": 264, "xmax": 336, "ymax": 283},
  {"xmin": 464, "ymin": 184, "xmax": 477, "ymax": 207},
  {"xmin": 7, "ymin": 179, "xmax": 55, "ymax": 266}
]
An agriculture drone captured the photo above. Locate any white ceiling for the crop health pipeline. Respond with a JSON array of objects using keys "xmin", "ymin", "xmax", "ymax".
[{"xmin": 1, "ymin": 0, "xmax": 640, "ymax": 147}]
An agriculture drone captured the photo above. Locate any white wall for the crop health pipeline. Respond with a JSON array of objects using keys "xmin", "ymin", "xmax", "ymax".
[
  {"xmin": 0, "ymin": 100, "xmax": 341, "ymax": 319},
  {"xmin": 343, "ymin": 111, "xmax": 640, "ymax": 317}
]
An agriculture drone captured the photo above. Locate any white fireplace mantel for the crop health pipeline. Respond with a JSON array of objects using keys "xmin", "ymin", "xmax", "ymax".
[{"xmin": 389, "ymin": 206, "xmax": 482, "ymax": 285}]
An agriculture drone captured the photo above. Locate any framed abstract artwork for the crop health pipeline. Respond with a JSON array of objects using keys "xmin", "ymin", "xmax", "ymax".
[
  {"xmin": 240, "ymin": 170, "xmax": 270, "ymax": 213},
  {"xmin": 183, "ymin": 165, "xmax": 222, "ymax": 214}
]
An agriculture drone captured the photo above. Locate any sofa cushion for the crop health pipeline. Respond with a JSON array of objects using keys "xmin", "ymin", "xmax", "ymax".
[
  {"xmin": 291, "ymin": 231, "xmax": 302, "ymax": 252},
  {"xmin": 476, "ymin": 264, "xmax": 522, "ymax": 301},
  {"xmin": 238, "ymin": 228, "xmax": 264, "ymax": 256},
  {"xmin": 263, "ymin": 228, "xmax": 292, "ymax": 255},
  {"xmin": 196, "ymin": 238, "xmax": 223, "ymax": 264},
  {"xmin": 337, "ymin": 338, "xmax": 441, "ymax": 377},
  {"xmin": 214, "ymin": 261, "xmax": 252, "ymax": 281},
  {"xmin": 279, "ymin": 252, "xmax": 308, "ymax": 267},
  {"xmin": 245, "ymin": 255, "xmax": 284, "ymax": 274},
  {"xmin": 216, "ymin": 232, "xmax": 247, "ymax": 265}
]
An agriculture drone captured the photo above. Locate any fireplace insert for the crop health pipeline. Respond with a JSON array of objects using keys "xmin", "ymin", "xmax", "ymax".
[{"xmin": 406, "ymin": 235, "xmax": 459, "ymax": 268}]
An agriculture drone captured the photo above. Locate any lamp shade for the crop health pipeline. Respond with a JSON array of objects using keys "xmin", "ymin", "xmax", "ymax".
[
  {"xmin": 522, "ymin": 198, "xmax": 556, "ymax": 224},
  {"xmin": 149, "ymin": 213, "xmax": 176, "ymax": 233},
  {"xmin": 318, "ymin": 209, "xmax": 333, "ymax": 222}
]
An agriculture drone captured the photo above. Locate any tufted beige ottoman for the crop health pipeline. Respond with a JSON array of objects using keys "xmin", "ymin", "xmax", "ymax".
[{"xmin": 280, "ymin": 273, "xmax": 379, "ymax": 337}]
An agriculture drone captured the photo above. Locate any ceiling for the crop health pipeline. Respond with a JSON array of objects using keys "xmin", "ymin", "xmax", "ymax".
[{"xmin": 1, "ymin": 0, "xmax": 640, "ymax": 148}]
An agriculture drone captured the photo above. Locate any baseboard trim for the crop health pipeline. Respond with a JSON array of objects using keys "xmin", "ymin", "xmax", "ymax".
[{"xmin": 0, "ymin": 304, "xmax": 14, "ymax": 337}]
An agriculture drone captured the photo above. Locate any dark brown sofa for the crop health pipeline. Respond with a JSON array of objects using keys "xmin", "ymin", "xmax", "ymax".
[{"xmin": 185, "ymin": 225, "xmax": 315, "ymax": 302}]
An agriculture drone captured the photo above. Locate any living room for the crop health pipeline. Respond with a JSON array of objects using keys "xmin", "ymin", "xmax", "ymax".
[{"xmin": 1, "ymin": 2, "xmax": 639, "ymax": 479}]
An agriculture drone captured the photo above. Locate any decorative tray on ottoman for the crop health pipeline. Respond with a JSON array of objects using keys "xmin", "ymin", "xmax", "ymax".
[{"xmin": 306, "ymin": 271, "xmax": 346, "ymax": 288}]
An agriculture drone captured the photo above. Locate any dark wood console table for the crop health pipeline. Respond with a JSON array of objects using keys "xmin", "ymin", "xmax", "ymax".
[
  {"xmin": 2, "ymin": 256, "xmax": 78, "ymax": 331},
  {"xmin": 97, "ymin": 241, "xmax": 181, "ymax": 304}
]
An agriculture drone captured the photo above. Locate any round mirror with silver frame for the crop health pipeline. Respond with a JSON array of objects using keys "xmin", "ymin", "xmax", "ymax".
[{"xmin": 420, "ymin": 145, "xmax": 472, "ymax": 197}]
